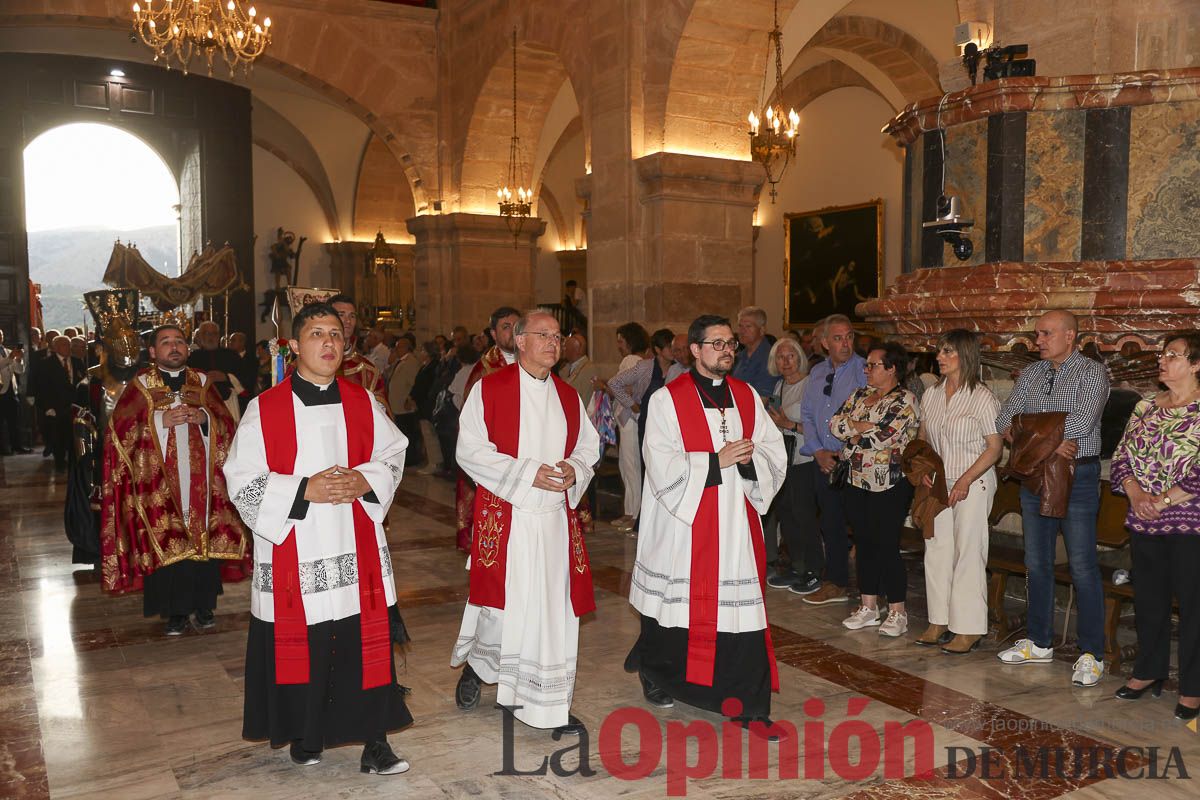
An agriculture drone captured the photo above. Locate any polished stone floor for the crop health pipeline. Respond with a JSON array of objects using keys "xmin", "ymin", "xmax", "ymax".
[{"xmin": 1, "ymin": 452, "xmax": 1198, "ymax": 799}]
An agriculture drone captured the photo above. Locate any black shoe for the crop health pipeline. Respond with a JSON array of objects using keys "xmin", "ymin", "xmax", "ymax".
[
  {"xmin": 360, "ymin": 740, "xmax": 410, "ymax": 775},
  {"xmin": 455, "ymin": 664, "xmax": 482, "ymax": 710},
  {"xmin": 640, "ymin": 675, "xmax": 674, "ymax": 709},
  {"xmin": 766, "ymin": 569, "xmax": 797, "ymax": 589},
  {"xmin": 164, "ymin": 615, "xmax": 190, "ymax": 636},
  {"xmin": 732, "ymin": 716, "xmax": 787, "ymax": 742},
  {"xmin": 194, "ymin": 609, "xmax": 216, "ymax": 629},
  {"xmin": 14, "ymin": 447, "xmax": 31, "ymax": 454},
  {"xmin": 553, "ymin": 715, "xmax": 586, "ymax": 737},
  {"xmin": 788, "ymin": 572, "xmax": 821, "ymax": 596},
  {"xmin": 1114, "ymin": 679, "xmax": 1164, "ymax": 701},
  {"xmin": 1174, "ymin": 702, "xmax": 1200, "ymax": 721},
  {"xmin": 289, "ymin": 740, "xmax": 322, "ymax": 766},
  {"xmin": 42, "ymin": 447, "xmax": 52, "ymax": 457}
]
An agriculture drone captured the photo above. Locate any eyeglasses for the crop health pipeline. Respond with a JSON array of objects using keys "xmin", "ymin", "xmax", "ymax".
[
  {"xmin": 1043, "ymin": 370, "xmax": 1056, "ymax": 396},
  {"xmin": 700, "ymin": 339, "xmax": 740, "ymax": 352},
  {"xmin": 1160, "ymin": 350, "xmax": 1188, "ymax": 361},
  {"xmin": 823, "ymin": 372, "xmax": 835, "ymax": 396},
  {"xmin": 864, "ymin": 361, "xmax": 885, "ymax": 371},
  {"xmin": 521, "ymin": 331, "xmax": 563, "ymax": 345}
]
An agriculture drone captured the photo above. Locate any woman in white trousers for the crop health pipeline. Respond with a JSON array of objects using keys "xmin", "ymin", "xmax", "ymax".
[{"xmin": 917, "ymin": 329, "xmax": 1003, "ymax": 654}]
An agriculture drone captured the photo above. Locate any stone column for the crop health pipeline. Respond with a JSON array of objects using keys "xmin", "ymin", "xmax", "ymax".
[
  {"xmin": 405, "ymin": 213, "xmax": 546, "ymax": 339},
  {"xmin": 634, "ymin": 152, "xmax": 765, "ymax": 333}
]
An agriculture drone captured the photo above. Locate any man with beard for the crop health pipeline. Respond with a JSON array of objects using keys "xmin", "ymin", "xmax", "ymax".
[
  {"xmin": 627, "ymin": 314, "xmax": 788, "ymax": 737},
  {"xmin": 100, "ymin": 324, "xmax": 249, "ymax": 635},
  {"xmin": 451, "ymin": 310, "xmax": 600, "ymax": 736},
  {"xmin": 224, "ymin": 302, "xmax": 413, "ymax": 775},
  {"xmin": 453, "ymin": 306, "xmax": 520, "ymax": 551}
]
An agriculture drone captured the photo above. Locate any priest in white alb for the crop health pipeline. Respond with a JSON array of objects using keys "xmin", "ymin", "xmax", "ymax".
[
  {"xmin": 451, "ymin": 310, "xmax": 600, "ymax": 737},
  {"xmin": 223, "ymin": 302, "xmax": 413, "ymax": 776},
  {"xmin": 627, "ymin": 314, "xmax": 788, "ymax": 735}
]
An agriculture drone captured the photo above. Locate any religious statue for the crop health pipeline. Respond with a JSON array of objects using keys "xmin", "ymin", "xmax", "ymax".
[{"xmin": 260, "ymin": 227, "xmax": 308, "ymax": 322}]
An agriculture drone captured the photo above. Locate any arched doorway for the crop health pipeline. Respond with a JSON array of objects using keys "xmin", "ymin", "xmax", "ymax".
[{"xmin": 24, "ymin": 123, "xmax": 181, "ymax": 332}]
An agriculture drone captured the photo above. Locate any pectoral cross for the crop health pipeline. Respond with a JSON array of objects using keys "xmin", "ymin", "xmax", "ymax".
[{"xmin": 717, "ymin": 408, "xmax": 729, "ymax": 444}]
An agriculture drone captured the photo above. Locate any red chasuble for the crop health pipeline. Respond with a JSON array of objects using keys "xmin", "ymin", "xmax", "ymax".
[
  {"xmin": 100, "ymin": 367, "xmax": 249, "ymax": 594},
  {"xmin": 455, "ymin": 346, "xmax": 513, "ymax": 552},
  {"xmin": 467, "ymin": 363, "xmax": 595, "ymax": 617},
  {"xmin": 257, "ymin": 376, "xmax": 392, "ymax": 690},
  {"xmin": 666, "ymin": 372, "xmax": 779, "ymax": 692}
]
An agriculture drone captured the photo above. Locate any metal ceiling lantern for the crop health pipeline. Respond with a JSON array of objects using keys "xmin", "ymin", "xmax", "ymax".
[
  {"xmin": 747, "ymin": 0, "xmax": 799, "ymax": 203},
  {"xmin": 497, "ymin": 27, "xmax": 531, "ymax": 244}
]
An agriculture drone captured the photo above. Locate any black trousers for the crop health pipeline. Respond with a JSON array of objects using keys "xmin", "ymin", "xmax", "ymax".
[
  {"xmin": 1131, "ymin": 532, "xmax": 1200, "ymax": 696},
  {"xmin": 844, "ymin": 482, "xmax": 913, "ymax": 604},
  {"xmin": 0, "ymin": 391, "xmax": 21, "ymax": 451},
  {"xmin": 813, "ymin": 465, "xmax": 851, "ymax": 587},
  {"xmin": 394, "ymin": 412, "xmax": 422, "ymax": 466},
  {"xmin": 143, "ymin": 559, "xmax": 222, "ymax": 618},
  {"xmin": 770, "ymin": 462, "xmax": 823, "ymax": 575},
  {"xmin": 47, "ymin": 408, "xmax": 72, "ymax": 467}
]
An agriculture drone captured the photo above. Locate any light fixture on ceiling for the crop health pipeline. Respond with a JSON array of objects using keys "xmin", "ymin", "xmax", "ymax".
[
  {"xmin": 496, "ymin": 27, "xmax": 531, "ymax": 244},
  {"xmin": 131, "ymin": 0, "xmax": 273, "ymax": 77},
  {"xmin": 110, "ymin": 68, "xmax": 126, "ymax": 77},
  {"xmin": 747, "ymin": 0, "xmax": 799, "ymax": 204}
]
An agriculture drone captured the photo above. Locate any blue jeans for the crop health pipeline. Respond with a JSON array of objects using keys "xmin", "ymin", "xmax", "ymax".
[{"xmin": 1019, "ymin": 460, "xmax": 1104, "ymax": 656}]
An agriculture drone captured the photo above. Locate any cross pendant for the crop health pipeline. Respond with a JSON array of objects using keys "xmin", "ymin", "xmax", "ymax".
[{"xmin": 719, "ymin": 413, "xmax": 729, "ymax": 443}]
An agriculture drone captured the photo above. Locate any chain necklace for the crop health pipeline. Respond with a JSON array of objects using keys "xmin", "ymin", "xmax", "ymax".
[{"xmin": 693, "ymin": 378, "xmax": 733, "ymax": 443}]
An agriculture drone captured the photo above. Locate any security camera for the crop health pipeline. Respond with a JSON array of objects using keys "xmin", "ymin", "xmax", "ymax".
[{"xmin": 922, "ymin": 195, "xmax": 974, "ymax": 261}]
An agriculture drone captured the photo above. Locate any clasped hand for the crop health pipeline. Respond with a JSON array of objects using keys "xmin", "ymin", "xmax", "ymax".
[
  {"xmin": 304, "ymin": 465, "xmax": 371, "ymax": 504},
  {"xmin": 163, "ymin": 406, "xmax": 205, "ymax": 427},
  {"xmin": 533, "ymin": 460, "xmax": 577, "ymax": 492},
  {"xmin": 718, "ymin": 438, "xmax": 755, "ymax": 468}
]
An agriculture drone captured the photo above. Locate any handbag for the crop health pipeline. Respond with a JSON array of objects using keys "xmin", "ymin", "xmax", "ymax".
[{"xmin": 828, "ymin": 455, "xmax": 851, "ymax": 490}]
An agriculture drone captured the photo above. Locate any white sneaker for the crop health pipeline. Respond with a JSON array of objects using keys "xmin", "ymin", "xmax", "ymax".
[
  {"xmin": 878, "ymin": 610, "xmax": 908, "ymax": 637},
  {"xmin": 842, "ymin": 606, "xmax": 882, "ymax": 630},
  {"xmin": 1071, "ymin": 653, "xmax": 1105, "ymax": 687},
  {"xmin": 997, "ymin": 638, "xmax": 1054, "ymax": 664}
]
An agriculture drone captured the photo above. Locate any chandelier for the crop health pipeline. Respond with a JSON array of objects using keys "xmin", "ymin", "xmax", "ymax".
[
  {"xmin": 497, "ymin": 28, "xmax": 531, "ymax": 243},
  {"xmin": 131, "ymin": 0, "xmax": 273, "ymax": 76},
  {"xmin": 747, "ymin": 0, "xmax": 799, "ymax": 203}
]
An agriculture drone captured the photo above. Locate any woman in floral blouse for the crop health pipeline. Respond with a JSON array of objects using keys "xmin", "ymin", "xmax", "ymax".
[
  {"xmin": 830, "ymin": 341, "xmax": 920, "ymax": 637},
  {"xmin": 1110, "ymin": 332, "xmax": 1200, "ymax": 722}
]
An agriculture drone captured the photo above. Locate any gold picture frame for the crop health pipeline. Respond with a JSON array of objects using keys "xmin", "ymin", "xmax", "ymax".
[{"xmin": 784, "ymin": 199, "xmax": 884, "ymax": 329}]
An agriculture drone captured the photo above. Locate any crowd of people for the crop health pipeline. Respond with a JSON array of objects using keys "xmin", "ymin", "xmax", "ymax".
[{"xmin": 1, "ymin": 292, "xmax": 1197, "ymax": 773}]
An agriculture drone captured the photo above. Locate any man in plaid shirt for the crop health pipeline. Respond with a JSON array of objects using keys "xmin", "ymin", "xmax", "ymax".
[{"xmin": 994, "ymin": 310, "xmax": 1110, "ymax": 687}]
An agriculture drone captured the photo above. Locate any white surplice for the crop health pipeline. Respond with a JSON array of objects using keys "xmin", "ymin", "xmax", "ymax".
[
  {"xmin": 451, "ymin": 366, "xmax": 600, "ymax": 729},
  {"xmin": 631, "ymin": 379, "xmax": 788, "ymax": 633},
  {"xmin": 222, "ymin": 380, "xmax": 407, "ymax": 626},
  {"xmin": 148, "ymin": 368, "xmax": 213, "ymax": 521}
]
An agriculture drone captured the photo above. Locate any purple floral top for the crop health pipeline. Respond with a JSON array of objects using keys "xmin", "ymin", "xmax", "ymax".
[{"xmin": 1110, "ymin": 395, "xmax": 1200, "ymax": 535}]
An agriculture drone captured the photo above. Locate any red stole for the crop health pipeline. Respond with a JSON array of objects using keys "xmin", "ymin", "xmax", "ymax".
[
  {"xmin": 257, "ymin": 376, "xmax": 392, "ymax": 690},
  {"xmin": 468, "ymin": 363, "xmax": 595, "ymax": 617},
  {"xmin": 666, "ymin": 372, "xmax": 779, "ymax": 692}
]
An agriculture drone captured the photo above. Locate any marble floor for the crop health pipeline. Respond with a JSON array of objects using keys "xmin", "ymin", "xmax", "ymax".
[{"xmin": 1, "ymin": 453, "xmax": 1197, "ymax": 799}]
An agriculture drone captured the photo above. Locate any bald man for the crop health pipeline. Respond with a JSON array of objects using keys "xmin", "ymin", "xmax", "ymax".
[
  {"xmin": 560, "ymin": 333, "xmax": 599, "ymax": 402},
  {"xmin": 994, "ymin": 310, "xmax": 1109, "ymax": 687},
  {"xmin": 189, "ymin": 321, "xmax": 247, "ymax": 422},
  {"xmin": 666, "ymin": 333, "xmax": 691, "ymax": 382}
]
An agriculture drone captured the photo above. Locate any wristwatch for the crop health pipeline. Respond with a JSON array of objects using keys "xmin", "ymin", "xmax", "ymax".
[{"xmin": 1162, "ymin": 494, "xmax": 1173, "ymax": 506}]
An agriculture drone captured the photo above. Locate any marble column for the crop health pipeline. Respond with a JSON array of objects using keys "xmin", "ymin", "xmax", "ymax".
[{"xmin": 405, "ymin": 212, "xmax": 546, "ymax": 339}]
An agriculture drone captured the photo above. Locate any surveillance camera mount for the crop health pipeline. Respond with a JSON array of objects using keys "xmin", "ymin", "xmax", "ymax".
[{"xmin": 922, "ymin": 194, "xmax": 974, "ymax": 261}]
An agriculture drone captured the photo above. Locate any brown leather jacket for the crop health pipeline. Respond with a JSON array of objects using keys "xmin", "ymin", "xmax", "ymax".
[
  {"xmin": 1001, "ymin": 412, "xmax": 1075, "ymax": 518},
  {"xmin": 902, "ymin": 439, "xmax": 949, "ymax": 539}
]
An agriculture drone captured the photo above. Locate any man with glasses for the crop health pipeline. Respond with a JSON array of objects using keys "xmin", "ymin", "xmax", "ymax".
[
  {"xmin": 798, "ymin": 314, "xmax": 867, "ymax": 605},
  {"xmin": 995, "ymin": 310, "xmax": 1110, "ymax": 687},
  {"xmin": 451, "ymin": 310, "xmax": 600, "ymax": 737},
  {"xmin": 629, "ymin": 314, "xmax": 788, "ymax": 738}
]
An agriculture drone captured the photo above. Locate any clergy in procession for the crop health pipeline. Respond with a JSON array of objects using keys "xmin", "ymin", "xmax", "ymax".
[
  {"xmin": 627, "ymin": 313, "xmax": 789, "ymax": 736},
  {"xmin": 100, "ymin": 323, "xmax": 250, "ymax": 636},
  {"xmin": 451, "ymin": 310, "xmax": 601, "ymax": 737},
  {"xmin": 453, "ymin": 305, "xmax": 520, "ymax": 552},
  {"xmin": 223, "ymin": 302, "xmax": 413, "ymax": 776},
  {"xmin": 328, "ymin": 293, "xmax": 389, "ymax": 409}
]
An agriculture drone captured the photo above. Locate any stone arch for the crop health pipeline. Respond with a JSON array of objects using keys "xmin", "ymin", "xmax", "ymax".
[
  {"xmin": 780, "ymin": 60, "xmax": 896, "ymax": 116},
  {"xmin": 801, "ymin": 15, "xmax": 942, "ymax": 105},
  {"xmin": 445, "ymin": 1, "xmax": 594, "ymax": 211},
  {"xmin": 252, "ymin": 98, "xmax": 341, "ymax": 239},
  {"xmin": 353, "ymin": 134, "xmax": 418, "ymax": 242},
  {"xmin": 456, "ymin": 41, "xmax": 578, "ymax": 213},
  {"xmin": 531, "ymin": 115, "xmax": 583, "ymax": 212},
  {"xmin": 0, "ymin": 6, "xmax": 435, "ymax": 209},
  {"xmin": 537, "ymin": 184, "xmax": 572, "ymax": 251}
]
